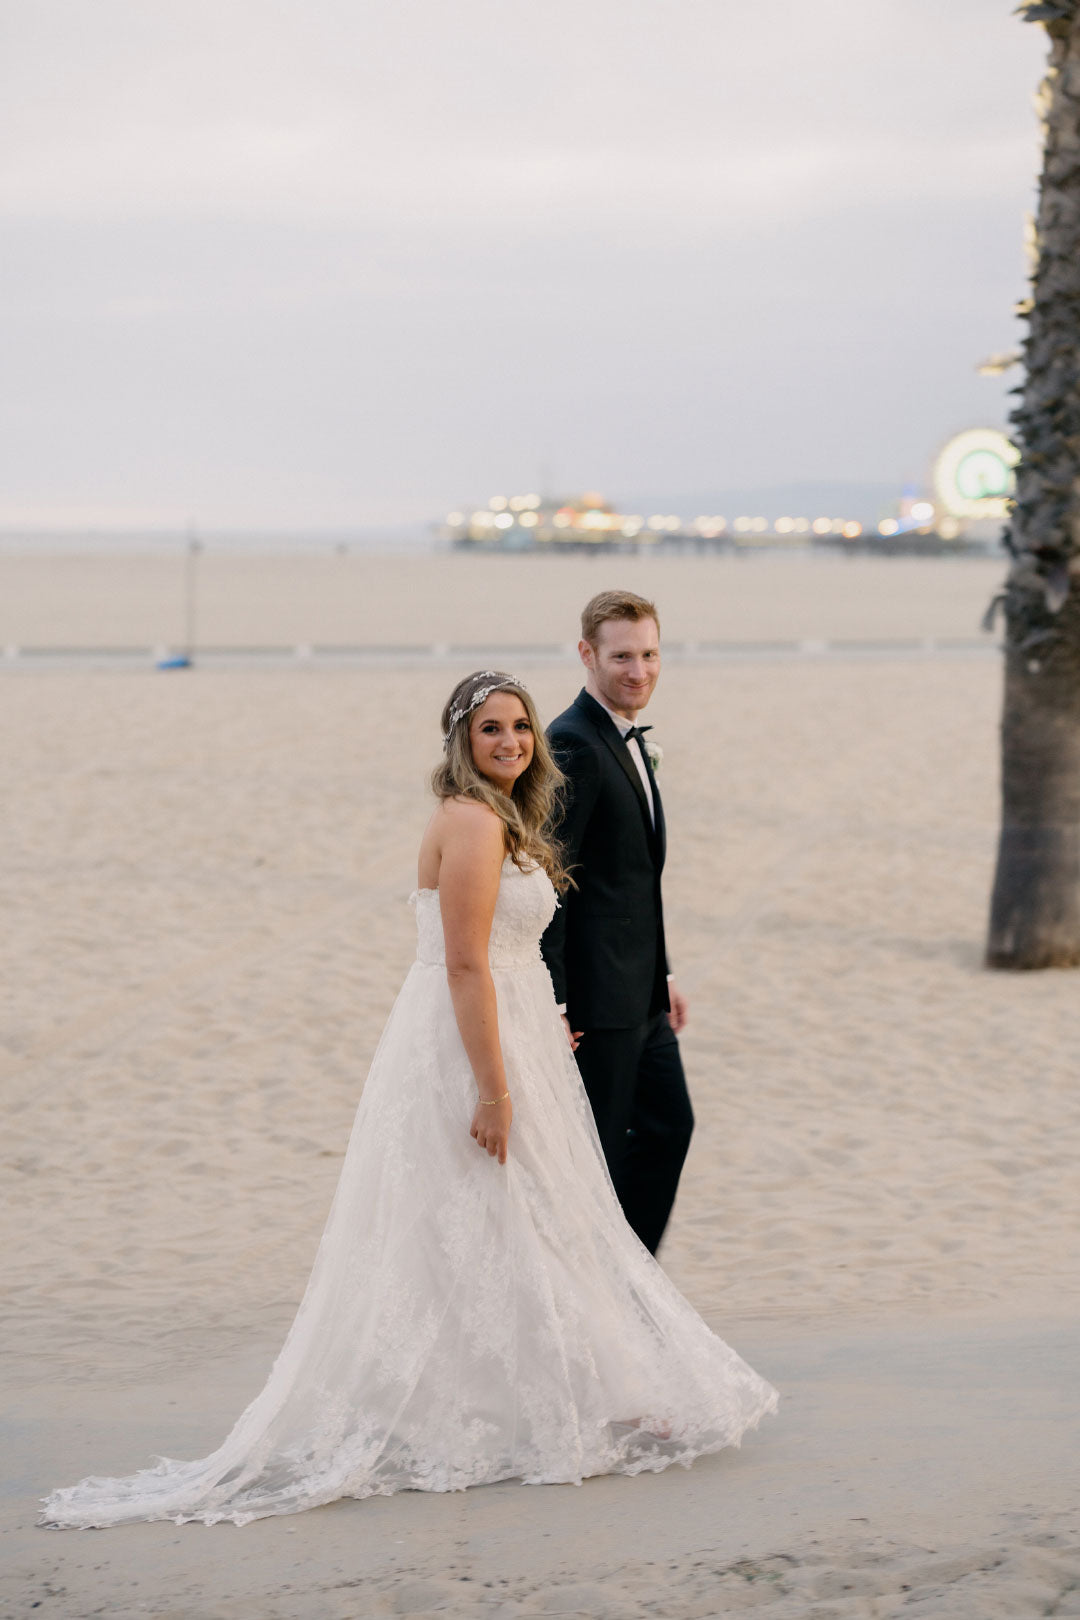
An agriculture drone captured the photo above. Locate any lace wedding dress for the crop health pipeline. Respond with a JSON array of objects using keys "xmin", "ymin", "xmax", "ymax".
[{"xmin": 43, "ymin": 858, "xmax": 777, "ymax": 1529}]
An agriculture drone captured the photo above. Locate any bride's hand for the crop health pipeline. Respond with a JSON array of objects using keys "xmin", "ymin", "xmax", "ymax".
[
  {"xmin": 560, "ymin": 1015, "xmax": 583, "ymax": 1053},
  {"xmin": 470, "ymin": 1097, "xmax": 512, "ymax": 1165}
]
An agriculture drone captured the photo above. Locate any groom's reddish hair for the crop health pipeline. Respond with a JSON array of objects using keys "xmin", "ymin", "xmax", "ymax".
[{"xmin": 580, "ymin": 590, "xmax": 659, "ymax": 647}]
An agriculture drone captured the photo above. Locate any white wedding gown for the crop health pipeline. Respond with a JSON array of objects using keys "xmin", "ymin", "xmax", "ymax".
[{"xmin": 43, "ymin": 858, "xmax": 777, "ymax": 1529}]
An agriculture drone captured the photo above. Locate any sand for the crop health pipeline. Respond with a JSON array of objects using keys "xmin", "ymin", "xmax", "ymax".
[
  {"xmin": 4, "ymin": 552, "xmax": 1079, "ymax": 1618},
  {"xmin": 0, "ymin": 549, "xmax": 1004, "ymax": 651}
]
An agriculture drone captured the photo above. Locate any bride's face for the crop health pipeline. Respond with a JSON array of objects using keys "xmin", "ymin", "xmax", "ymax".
[{"xmin": 469, "ymin": 692, "xmax": 535, "ymax": 792}]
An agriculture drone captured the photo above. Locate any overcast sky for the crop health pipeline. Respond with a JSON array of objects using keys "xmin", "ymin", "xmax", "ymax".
[{"xmin": 0, "ymin": 1, "xmax": 1048, "ymax": 529}]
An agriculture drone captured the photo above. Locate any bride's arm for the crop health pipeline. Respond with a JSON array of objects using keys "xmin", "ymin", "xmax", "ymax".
[{"xmin": 437, "ymin": 801, "xmax": 513, "ymax": 1164}]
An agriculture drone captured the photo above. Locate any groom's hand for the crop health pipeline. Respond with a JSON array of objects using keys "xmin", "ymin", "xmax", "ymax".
[
  {"xmin": 667, "ymin": 983, "xmax": 689, "ymax": 1034},
  {"xmin": 560, "ymin": 1015, "xmax": 583, "ymax": 1052}
]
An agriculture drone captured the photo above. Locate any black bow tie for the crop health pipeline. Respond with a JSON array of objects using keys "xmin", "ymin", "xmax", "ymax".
[{"xmin": 625, "ymin": 725, "xmax": 652, "ymax": 744}]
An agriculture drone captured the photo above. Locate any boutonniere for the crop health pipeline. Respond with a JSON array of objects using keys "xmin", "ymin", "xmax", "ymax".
[{"xmin": 644, "ymin": 740, "xmax": 663, "ymax": 773}]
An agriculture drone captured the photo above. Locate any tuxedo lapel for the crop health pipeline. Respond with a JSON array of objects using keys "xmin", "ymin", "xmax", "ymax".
[
  {"xmin": 641, "ymin": 741, "xmax": 666, "ymax": 868},
  {"xmin": 573, "ymin": 690, "xmax": 660, "ymax": 854}
]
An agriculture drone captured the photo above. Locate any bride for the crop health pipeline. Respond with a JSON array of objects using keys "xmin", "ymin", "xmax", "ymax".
[{"xmin": 42, "ymin": 670, "xmax": 777, "ymax": 1529}]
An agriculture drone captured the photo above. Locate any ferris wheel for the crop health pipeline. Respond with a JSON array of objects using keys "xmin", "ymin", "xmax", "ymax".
[{"xmin": 933, "ymin": 428, "xmax": 1019, "ymax": 521}]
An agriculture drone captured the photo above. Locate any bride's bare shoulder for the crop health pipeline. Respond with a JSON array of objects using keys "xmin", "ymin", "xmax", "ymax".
[
  {"xmin": 418, "ymin": 801, "xmax": 506, "ymax": 897},
  {"xmin": 438, "ymin": 797, "xmax": 504, "ymax": 842},
  {"xmin": 418, "ymin": 799, "xmax": 504, "ymax": 889},
  {"xmin": 421, "ymin": 798, "xmax": 503, "ymax": 852}
]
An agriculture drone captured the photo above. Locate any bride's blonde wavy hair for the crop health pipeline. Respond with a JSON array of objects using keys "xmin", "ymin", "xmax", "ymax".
[{"xmin": 431, "ymin": 671, "xmax": 570, "ymax": 892}]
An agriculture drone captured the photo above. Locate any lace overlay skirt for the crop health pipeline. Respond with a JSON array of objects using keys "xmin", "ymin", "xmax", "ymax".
[{"xmin": 43, "ymin": 910, "xmax": 777, "ymax": 1527}]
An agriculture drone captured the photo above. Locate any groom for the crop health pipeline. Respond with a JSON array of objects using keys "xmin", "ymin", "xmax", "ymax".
[{"xmin": 541, "ymin": 589, "xmax": 693, "ymax": 1255}]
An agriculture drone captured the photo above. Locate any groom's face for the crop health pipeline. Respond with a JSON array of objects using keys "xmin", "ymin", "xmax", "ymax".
[{"xmin": 580, "ymin": 616, "xmax": 661, "ymax": 718}]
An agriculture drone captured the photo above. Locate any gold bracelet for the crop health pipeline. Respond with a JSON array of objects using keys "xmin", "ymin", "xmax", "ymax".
[{"xmin": 477, "ymin": 1091, "xmax": 510, "ymax": 1106}]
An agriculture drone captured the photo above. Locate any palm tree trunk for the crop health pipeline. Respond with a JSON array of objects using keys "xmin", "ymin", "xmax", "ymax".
[
  {"xmin": 987, "ymin": 0, "xmax": 1080, "ymax": 969},
  {"xmin": 989, "ymin": 595, "xmax": 1080, "ymax": 966}
]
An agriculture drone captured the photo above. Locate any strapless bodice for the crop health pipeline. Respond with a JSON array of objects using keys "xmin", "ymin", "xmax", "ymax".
[{"xmin": 413, "ymin": 857, "xmax": 557, "ymax": 970}]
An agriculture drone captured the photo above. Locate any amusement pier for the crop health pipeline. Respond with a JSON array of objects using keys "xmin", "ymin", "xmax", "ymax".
[{"xmin": 443, "ymin": 431, "xmax": 1019, "ymax": 556}]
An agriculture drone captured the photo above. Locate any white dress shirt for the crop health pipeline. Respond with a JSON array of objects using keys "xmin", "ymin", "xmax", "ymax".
[
  {"xmin": 554, "ymin": 700, "xmax": 664, "ymax": 1016},
  {"xmin": 597, "ymin": 700, "xmax": 656, "ymax": 828},
  {"xmin": 598, "ymin": 701, "xmax": 672, "ymax": 982}
]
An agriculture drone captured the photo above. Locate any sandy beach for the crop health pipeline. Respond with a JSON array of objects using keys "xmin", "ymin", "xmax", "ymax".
[
  {"xmin": 4, "ymin": 552, "xmax": 1079, "ymax": 1618},
  {"xmin": 0, "ymin": 549, "xmax": 1006, "ymax": 652}
]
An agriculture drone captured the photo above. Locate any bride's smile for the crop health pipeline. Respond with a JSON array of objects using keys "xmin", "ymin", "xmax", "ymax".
[{"xmin": 469, "ymin": 693, "xmax": 535, "ymax": 791}]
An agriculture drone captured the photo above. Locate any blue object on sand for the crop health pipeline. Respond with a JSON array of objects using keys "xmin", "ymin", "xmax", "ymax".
[{"xmin": 156, "ymin": 655, "xmax": 192, "ymax": 669}]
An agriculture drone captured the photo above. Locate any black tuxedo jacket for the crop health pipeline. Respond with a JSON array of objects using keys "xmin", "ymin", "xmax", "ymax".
[{"xmin": 540, "ymin": 688, "xmax": 669, "ymax": 1030}]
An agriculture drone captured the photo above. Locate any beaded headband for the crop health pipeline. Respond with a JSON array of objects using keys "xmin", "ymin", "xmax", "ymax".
[{"xmin": 443, "ymin": 672, "xmax": 527, "ymax": 747}]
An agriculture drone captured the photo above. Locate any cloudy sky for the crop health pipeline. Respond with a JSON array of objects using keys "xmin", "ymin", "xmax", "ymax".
[{"xmin": 0, "ymin": 1, "xmax": 1047, "ymax": 529}]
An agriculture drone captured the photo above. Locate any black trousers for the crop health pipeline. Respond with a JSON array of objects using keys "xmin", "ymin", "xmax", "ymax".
[{"xmin": 573, "ymin": 1013, "xmax": 694, "ymax": 1256}]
